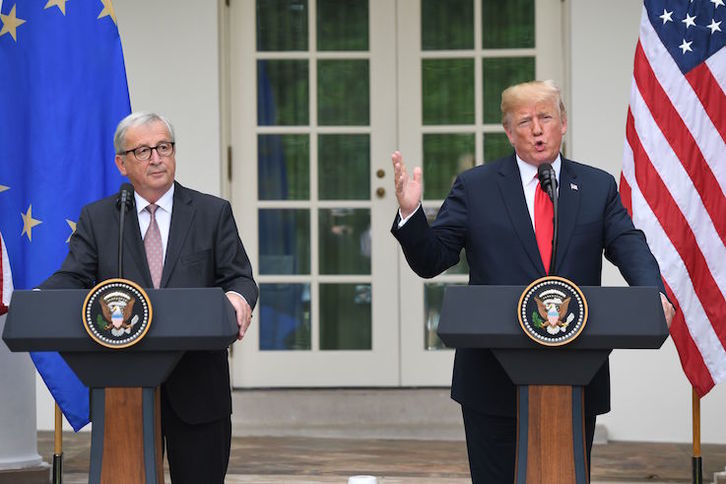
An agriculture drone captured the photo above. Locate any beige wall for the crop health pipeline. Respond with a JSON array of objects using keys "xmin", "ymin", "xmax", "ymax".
[
  {"xmin": 117, "ymin": 0, "xmax": 223, "ymax": 197},
  {"xmin": 36, "ymin": 0, "xmax": 726, "ymax": 444}
]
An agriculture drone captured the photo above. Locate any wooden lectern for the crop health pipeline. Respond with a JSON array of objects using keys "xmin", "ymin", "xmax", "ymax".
[
  {"xmin": 437, "ymin": 285, "xmax": 668, "ymax": 484},
  {"xmin": 2, "ymin": 287, "xmax": 238, "ymax": 484}
]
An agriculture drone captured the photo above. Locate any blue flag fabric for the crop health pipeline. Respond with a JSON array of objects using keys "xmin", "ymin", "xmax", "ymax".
[{"xmin": 0, "ymin": 1, "xmax": 131, "ymax": 431}]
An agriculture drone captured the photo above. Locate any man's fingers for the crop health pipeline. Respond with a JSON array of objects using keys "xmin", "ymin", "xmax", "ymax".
[
  {"xmin": 412, "ymin": 166, "xmax": 423, "ymax": 184},
  {"xmin": 660, "ymin": 293, "xmax": 675, "ymax": 329}
]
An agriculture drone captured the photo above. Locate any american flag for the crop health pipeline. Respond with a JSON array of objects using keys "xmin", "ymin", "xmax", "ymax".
[{"xmin": 620, "ymin": 0, "xmax": 726, "ymax": 397}]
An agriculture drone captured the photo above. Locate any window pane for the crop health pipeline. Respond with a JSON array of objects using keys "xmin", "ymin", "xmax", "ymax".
[
  {"xmin": 484, "ymin": 132, "xmax": 512, "ymax": 163},
  {"xmin": 259, "ymin": 209, "xmax": 310, "ymax": 274},
  {"xmin": 258, "ymin": 134, "xmax": 310, "ymax": 200},
  {"xmin": 424, "ymin": 283, "xmax": 460, "ymax": 351},
  {"xmin": 421, "ymin": 0, "xmax": 473, "ymax": 50},
  {"xmin": 258, "ymin": 60, "xmax": 309, "ymax": 126},
  {"xmin": 482, "ymin": 57, "xmax": 535, "ymax": 124},
  {"xmin": 259, "ymin": 283, "xmax": 311, "ymax": 350},
  {"xmin": 424, "ymin": 207, "xmax": 468, "ymax": 275},
  {"xmin": 317, "ymin": 0, "xmax": 368, "ymax": 51},
  {"xmin": 320, "ymin": 283, "xmax": 371, "ymax": 350},
  {"xmin": 319, "ymin": 208, "xmax": 371, "ymax": 275},
  {"xmin": 318, "ymin": 134, "xmax": 370, "ymax": 200},
  {"xmin": 482, "ymin": 0, "xmax": 534, "ymax": 49},
  {"xmin": 318, "ymin": 60, "xmax": 370, "ymax": 125},
  {"xmin": 256, "ymin": 0, "xmax": 308, "ymax": 52},
  {"xmin": 422, "ymin": 58, "xmax": 474, "ymax": 125},
  {"xmin": 422, "ymin": 133, "xmax": 475, "ymax": 200}
]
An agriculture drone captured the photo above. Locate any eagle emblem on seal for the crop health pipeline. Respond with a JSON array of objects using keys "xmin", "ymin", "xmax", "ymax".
[
  {"xmin": 98, "ymin": 291, "xmax": 139, "ymax": 337},
  {"xmin": 533, "ymin": 290, "xmax": 575, "ymax": 335}
]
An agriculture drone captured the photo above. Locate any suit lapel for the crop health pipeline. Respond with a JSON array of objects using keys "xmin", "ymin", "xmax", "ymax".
[
  {"xmin": 554, "ymin": 159, "xmax": 580, "ymax": 273},
  {"xmin": 496, "ymin": 155, "xmax": 545, "ymax": 273},
  {"xmin": 161, "ymin": 183, "xmax": 195, "ymax": 287}
]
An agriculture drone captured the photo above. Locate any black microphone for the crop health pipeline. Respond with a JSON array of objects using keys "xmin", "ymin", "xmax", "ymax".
[
  {"xmin": 117, "ymin": 183, "xmax": 135, "ymax": 211},
  {"xmin": 117, "ymin": 183, "xmax": 134, "ymax": 278},
  {"xmin": 537, "ymin": 163, "xmax": 557, "ymax": 202},
  {"xmin": 536, "ymin": 163, "xmax": 558, "ymax": 275}
]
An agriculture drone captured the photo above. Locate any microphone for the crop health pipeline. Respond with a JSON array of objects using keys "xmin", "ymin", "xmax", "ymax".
[
  {"xmin": 117, "ymin": 183, "xmax": 134, "ymax": 277},
  {"xmin": 536, "ymin": 163, "xmax": 558, "ymax": 275},
  {"xmin": 117, "ymin": 183, "xmax": 135, "ymax": 211},
  {"xmin": 537, "ymin": 163, "xmax": 557, "ymax": 202}
]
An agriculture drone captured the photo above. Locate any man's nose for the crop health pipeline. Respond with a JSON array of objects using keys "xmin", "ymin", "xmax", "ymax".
[
  {"xmin": 148, "ymin": 148, "xmax": 162, "ymax": 163},
  {"xmin": 532, "ymin": 118, "xmax": 543, "ymax": 135}
]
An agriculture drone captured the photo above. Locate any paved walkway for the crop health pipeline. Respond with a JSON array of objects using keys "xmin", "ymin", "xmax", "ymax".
[{"xmin": 37, "ymin": 432, "xmax": 726, "ymax": 483}]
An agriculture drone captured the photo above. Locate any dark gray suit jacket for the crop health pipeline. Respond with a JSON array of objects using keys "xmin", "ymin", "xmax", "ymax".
[
  {"xmin": 41, "ymin": 182, "xmax": 258, "ymax": 424},
  {"xmin": 392, "ymin": 154, "xmax": 665, "ymax": 417}
]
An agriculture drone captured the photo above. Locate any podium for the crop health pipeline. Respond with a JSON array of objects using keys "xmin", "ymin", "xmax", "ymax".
[
  {"xmin": 2, "ymin": 288, "xmax": 238, "ymax": 484},
  {"xmin": 437, "ymin": 285, "xmax": 668, "ymax": 484}
]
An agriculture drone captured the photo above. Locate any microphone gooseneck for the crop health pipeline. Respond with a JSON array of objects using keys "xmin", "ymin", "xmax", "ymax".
[
  {"xmin": 117, "ymin": 183, "xmax": 134, "ymax": 278},
  {"xmin": 537, "ymin": 163, "xmax": 559, "ymax": 275}
]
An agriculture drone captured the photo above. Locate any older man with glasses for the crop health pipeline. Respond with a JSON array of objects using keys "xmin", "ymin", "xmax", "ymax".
[{"xmin": 39, "ymin": 112, "xmax": 258, "ymax": 483}]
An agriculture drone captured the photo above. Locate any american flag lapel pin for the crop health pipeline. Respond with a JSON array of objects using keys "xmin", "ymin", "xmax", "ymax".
[{"xmin": 570, "ymin": 183, "xmax": 578, "ymax": 191}]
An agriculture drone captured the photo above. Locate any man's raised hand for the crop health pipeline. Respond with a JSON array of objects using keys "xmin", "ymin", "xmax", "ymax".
[{"xmin": 392, "ymin": 150, "xmax": 423, "ymax": 219}]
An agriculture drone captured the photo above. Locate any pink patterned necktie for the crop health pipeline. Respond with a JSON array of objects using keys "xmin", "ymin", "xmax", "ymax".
[{"xmin": 144, "ymin": 204, "xmax": 163, "ymax": 288}]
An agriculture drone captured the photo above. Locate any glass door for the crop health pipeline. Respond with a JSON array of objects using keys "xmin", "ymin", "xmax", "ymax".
[
  {"xmin": 396, "ymin": 0, "xmax": 565, "ymax": 385},
  {"xmin": 228, "ymin": 0, "xmax": 400, "ymax": 386}
]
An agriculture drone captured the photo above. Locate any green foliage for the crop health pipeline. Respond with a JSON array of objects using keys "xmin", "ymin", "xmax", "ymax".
[{"xmin": 532, "ymin": 310, "xmax": 544, "ymax": 328}]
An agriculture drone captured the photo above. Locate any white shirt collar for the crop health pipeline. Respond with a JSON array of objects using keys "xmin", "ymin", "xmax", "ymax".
[
  {"xmin": 135, "ymin": 184, "xmax": 175, "ymax": 215},
  {"xmin": 516, "ymin": 154, "xmax": 562, "ymax": 187}
]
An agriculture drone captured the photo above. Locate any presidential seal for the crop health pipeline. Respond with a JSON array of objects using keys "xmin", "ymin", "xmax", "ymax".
[
  {"xmin": 82, "ymin": 278, "xmax": 152, "ymax": 349},
  {"xmin": 517, "ymin": 276, "xmax": 587, "ymax": 347}
]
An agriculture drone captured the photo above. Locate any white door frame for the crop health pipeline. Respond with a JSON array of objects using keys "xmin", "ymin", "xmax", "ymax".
[{"xmin": 228, "ymin": 0, "xmax": 401, "ymax": 387}]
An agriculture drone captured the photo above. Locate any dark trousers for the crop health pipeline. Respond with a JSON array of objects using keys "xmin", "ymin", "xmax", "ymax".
[
  {"xmin": 161, "ymin": 394, "xmax": 232, "ymax": 484},
  {"xmin": 461, "ymin": 405, "xmax": 596, "ymax": 483}
]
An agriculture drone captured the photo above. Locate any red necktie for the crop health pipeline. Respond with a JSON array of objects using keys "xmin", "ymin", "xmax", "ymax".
[{"xmin": 534, "ymin": 183, "xmax": 554, "ymax": 274}]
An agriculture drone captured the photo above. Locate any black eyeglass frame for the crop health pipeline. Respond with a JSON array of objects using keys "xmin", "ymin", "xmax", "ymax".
[{"xmin": 119, "ymin": 141, "xmax": 176, "ymax": 161}]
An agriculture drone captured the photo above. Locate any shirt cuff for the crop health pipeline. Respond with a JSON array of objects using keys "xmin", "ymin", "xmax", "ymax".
[
  {"xmin": 225, "ymin": 291, "xmax": 248, "ymax": 306},
  {"xmin": 397, "ymin": 204, "xmax": 422, "ymax": 228}
]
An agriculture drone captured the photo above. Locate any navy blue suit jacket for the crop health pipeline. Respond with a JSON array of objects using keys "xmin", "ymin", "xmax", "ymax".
[
  {"xmin": 392, "ymin": 154, "xmax": 664, "ymax": 416},
  {"xmin": 40, "ymin": 182, "xmax": 258, "ymax": 424}
]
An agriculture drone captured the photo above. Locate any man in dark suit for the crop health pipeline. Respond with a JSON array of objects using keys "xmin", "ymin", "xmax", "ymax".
[
  {"xmin": 40, "ymin": 112, "xmax": 257, "ymax": 483},
  {"xmin": 391, "ymin": 80, "xmax": 674, "ymax": 482}
]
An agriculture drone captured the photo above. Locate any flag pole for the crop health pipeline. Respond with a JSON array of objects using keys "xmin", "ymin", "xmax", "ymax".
[
  {"xmin": 53, "ymin": 403, "xmax": 63, "ymax": 484},
  {"xmin": 692, "ymin": 387, "xmax": 702, "ymax": 484}
]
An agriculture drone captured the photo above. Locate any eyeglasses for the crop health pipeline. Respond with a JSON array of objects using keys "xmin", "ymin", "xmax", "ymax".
[{"xmin": 120, "ymin": 141, "xmax": 175, "ymax": 161}]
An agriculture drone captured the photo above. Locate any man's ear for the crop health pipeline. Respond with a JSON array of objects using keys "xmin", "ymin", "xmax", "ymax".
[
  {"xmin": 503, "ymin": 124, "xmax": 515, "ymax": 146},
  {"xmin": 115, "ymin": 155, "xmax": 127, "ymax": 176}
]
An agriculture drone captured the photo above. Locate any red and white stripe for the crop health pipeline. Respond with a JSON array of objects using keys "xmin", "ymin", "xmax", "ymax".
[
  {"xmin": 621, "ymin": 5, "xmax": 726, "ymax": 397},
  {"xmin": 0, "ymin": 232, "xmax": 12, "ymax": 315}
]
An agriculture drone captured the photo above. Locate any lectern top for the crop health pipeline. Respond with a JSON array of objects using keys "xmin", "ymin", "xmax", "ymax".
[{"xmin": 2, "ymin": 288, "xmax": 238, "ymax": 353}]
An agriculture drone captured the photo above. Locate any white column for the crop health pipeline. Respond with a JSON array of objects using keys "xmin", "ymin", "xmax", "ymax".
[{"xmin": 0, "ymin": 314, "xmax": 43, "ymax": 470}]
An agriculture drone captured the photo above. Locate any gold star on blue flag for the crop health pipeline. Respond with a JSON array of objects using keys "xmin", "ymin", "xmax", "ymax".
[{"xmin": 0, "ymin": 1, "xmax": 131, "ymax": 431}]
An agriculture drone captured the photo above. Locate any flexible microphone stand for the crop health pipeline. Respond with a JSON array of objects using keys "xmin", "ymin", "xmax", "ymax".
[{"xmin": 117, "ymin": 183, "xmax": 134, "ymax": 277}]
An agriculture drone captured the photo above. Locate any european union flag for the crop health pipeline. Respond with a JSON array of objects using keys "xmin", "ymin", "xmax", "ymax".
[{"xmin": 0, "ymin": 1, "xmax": 131, "ymax": 431}]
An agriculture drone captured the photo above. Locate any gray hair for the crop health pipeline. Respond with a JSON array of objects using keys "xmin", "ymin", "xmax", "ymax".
[{"xmin": 113, "ymin": 112, "xmax": 175, "ymax": 154}]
